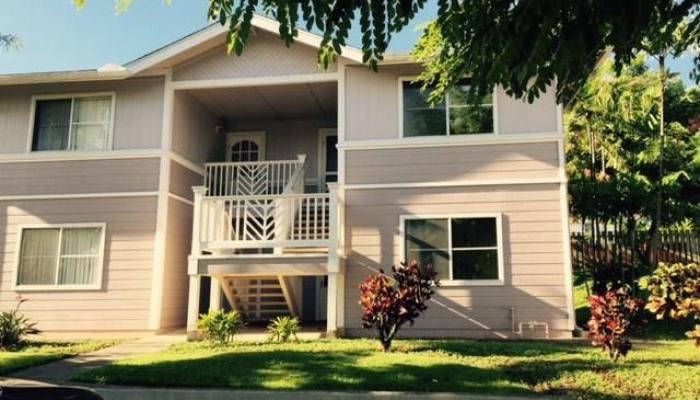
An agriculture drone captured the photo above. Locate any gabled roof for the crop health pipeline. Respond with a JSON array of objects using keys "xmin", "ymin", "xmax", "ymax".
[{"xmin": 0, "ymin": 14, "xmax": 366, "ymax": 86}]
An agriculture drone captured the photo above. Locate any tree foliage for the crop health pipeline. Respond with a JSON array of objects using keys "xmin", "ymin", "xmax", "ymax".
[
  {"xmin": 566, "ymin": 55, "xmax": 700, "ymax": 241},
  {"xmin": 641, "ymin": 262, "xmax": 700, "ymax": 346},
  {"xmin": 80, "ymin": 1, "xmax": 700, "ymax": 104},
  {"xmin": 0, "ymin": 33, "xmax": 21, "ymax": 52},
  {"xmin": 359, "ymin": 261, "xmax": 438, "ymax": 351}
]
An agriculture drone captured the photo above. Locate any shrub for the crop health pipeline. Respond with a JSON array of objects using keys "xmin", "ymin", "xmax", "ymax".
[
  {"xmin": 0, "ymin": 298, "xmax": 39, "ymax": 349},
  {"xmin": 587, "ymin": 286, "xmax": 644, "ymax": 361},
  {"xmin": 197, "ymin": 310, "xmax": 242, "ymax": 345},
  {"xmin": 359, "ymin": 261, "xmax": 439, "ymax": 352},
  {"xmin": 641, "ymin": 262, "xmax": 700, "ymax": 346},
  {"xmin": 267, "ymin": 316, "xmax": 300, "ymax": 343}
]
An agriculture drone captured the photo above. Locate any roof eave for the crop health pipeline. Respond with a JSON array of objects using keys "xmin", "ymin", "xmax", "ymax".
[{"xmin": 0, "ymin": 69, "xmax": 130, "ymax": 87}]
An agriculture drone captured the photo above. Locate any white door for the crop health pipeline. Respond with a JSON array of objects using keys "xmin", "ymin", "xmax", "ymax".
[
  {"xmin": 317, "ymin": 129, "xmax": 338, "ymax": 191},
  {"xmin": 226, "ymin": 131, "xmax": 266, "ymax": 162}
]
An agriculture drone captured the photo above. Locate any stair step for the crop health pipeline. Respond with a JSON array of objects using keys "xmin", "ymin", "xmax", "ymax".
[
  {"xmin": 230, "ymin": 284, "xmax": 281, "ymax": 290},
  {"xmin": 233, "ymin": 292, "xmax": 283, "ymax": 298},
  {"xmin": 238, "ymin": 300, "xmax": 288, "ymax": 306}
]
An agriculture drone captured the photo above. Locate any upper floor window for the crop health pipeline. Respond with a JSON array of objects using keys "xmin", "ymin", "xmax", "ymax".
[
  {"xmin": 401, "ymin": 78, "xmax": 494, "ymax": 137},
  {"xmin": 31, "ymin": 93, "xmax": 114, "ymax": 151},
  {"xmin": 403, "ymin": 215, "xmax": 503, "ymax": 285},
  {"xmin": 16, "ymin": 224, "xmax": 105, "ymax": 290}
]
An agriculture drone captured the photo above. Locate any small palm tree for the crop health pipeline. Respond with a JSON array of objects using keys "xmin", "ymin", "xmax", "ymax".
[{"xmin": 267, "ymin": 316, "xmax": 300, "ymax": 343}]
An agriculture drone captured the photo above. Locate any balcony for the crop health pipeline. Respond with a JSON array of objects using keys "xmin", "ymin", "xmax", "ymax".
[{"xmin": 189, "ymin": 155, "xmax": 342, "ymax": 277}]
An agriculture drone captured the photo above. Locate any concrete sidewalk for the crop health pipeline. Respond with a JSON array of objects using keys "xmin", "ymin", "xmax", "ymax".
[{"xmin": 4, "ymin": 332, "xmax": 184, "ymax": 383}]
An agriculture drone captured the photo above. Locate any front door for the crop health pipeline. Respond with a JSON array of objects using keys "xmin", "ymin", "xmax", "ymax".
[
  {"xmin": 318, "ymin": 129, "xmax": 338, "ymax": 191},
  {"xmin": 226, "ymin": 131, "xmax": 266, "ymax": 162}
]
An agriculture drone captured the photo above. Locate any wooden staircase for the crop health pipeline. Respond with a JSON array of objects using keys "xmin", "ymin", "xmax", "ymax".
[{"xmin": 222, "ymin": 276, "xmax": 297, "ymax": 321}]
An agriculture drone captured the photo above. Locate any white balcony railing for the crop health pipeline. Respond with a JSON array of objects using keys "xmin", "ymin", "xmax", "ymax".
[
  {"xmin": 204, "ymin": 155, "xmax": 306, "ymax": 197},
  {"xmin": 192, "ymin": 155, "xmax": 340, "ymax": 253}
]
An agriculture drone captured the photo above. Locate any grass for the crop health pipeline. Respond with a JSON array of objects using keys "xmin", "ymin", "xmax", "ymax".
[
  {"xmin": 0, "ymin": 340, "xmax": 115, "ymax": 375},
  {"xmin": 76, "ymin": 339, "xmax": 700, "ymax": 400}
]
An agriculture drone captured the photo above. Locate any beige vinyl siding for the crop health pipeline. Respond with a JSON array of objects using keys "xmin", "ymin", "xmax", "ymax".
[
  {"xmin": 159, "ymin": 197, "xmax": 192, "ymax": 328},
  {"xmin": 0, "ymin": 77, "xmax": 164, "ymax": 154},
  {"xmin": 343, "ymin": 64, "xmax": 559, "ymax": 141},
  {"xmin": 345, "ymin": 142, "xmax": 560, "ymax": 185},
  {"xmin": 172, "ymin": 91, "xmax": 218, "ymax": 164},
  {"xmin": 172, "ymin": 32, "xmax": 335, "ymax": 81},
  {"xmin": 0, "ymin": 158, "xmax": 160, "ymax": 196},
  {"xmin": 169, "ymin": 160, "xmax": 203, "ymax": 201},
  {"xmin": 342, "ymin": 183, "xmax": 571, "ymax": 338},
  {"xmin": 0, "ymin": 196, "xmax": 157, "ymax": 331}
]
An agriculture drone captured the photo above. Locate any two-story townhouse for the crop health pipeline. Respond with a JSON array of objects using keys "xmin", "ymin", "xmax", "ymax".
[{"xmin": 0, "ymin": 15, "xmax": 575, "ymax": 339}]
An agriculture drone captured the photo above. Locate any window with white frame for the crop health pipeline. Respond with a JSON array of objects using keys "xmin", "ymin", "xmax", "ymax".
[
  {"xmin": 16, "ymin": 225, "xmax": 105, "ymax": 288},
  {"xmin": 404, "ymin": 216, "xmax": 502, "ymax": 283},
  {"xmin": 31, "ymin": 94, "xmax": 114, "ymax": 151},
  {"xmin": 401, "ymin": 78, "xmax": 494, "ymax": 137}
]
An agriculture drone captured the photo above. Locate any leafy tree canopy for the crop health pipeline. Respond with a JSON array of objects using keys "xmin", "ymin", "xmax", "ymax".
[
  {"xmin": 78, "ymin": 0, "xmax": 700, "ymax": 104},
  {"xmin": 566, "ymin": 54, "xmax": 700, "ymax": 230}
]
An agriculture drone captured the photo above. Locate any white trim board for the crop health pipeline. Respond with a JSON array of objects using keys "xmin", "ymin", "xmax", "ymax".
[
  {"xmin": 13, "ymin": 222, "xmax": 107, "ymax": 292},
  {"xmin": 169, "ymin": 151, "xmax": 206, "ymax": 176},
  {"xmin": 0, "ymin": 191, "xmax": 159, "ymax": 201},
  {"xmin": 171, "ymin": 72, "xmax": 338, "ymax": 90},
  {"xmin": 344, "ymin": 177, "xmax": 564, "ymax": 190},
  {"xmin": 338, "ymin": 133, "xmax": 563, "ymax": 151},
  {"xmin": 0, "ymin": 149, "xmax": 205, "ymax": 176},
  {"xmin": 398, "ymin": 213, "xmax": 505, "ymax": 287},
  {"xmin": 0, "ymin": 149, "xmax": 164, "ymax": 163}
]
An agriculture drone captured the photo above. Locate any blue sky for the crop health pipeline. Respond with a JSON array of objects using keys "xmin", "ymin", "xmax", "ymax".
[
  {"xmin": 0, "ymin": 0, "xmax": 695, "ymax": 86},
  {"xmin": 0, "ymin": 0, "xmax": 436, "ymax": 74}
]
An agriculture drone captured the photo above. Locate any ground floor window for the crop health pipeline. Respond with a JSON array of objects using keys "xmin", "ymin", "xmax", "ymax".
[
  {"xmin": 16, "ymin": 224, "xmax": 105, "ymax": 289},
  {"xmin": 403, "ymin": 215, "xmax": 503, "ymax": 285}
]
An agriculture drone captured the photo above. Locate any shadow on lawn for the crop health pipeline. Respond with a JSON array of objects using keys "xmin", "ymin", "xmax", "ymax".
[
  {"xmin": 503, "ymin": 357, "xmax": 658, "ymax": 400},
  {"xmin": 399, "ymin": 339, "xmax": 586, "ymax": 357},
  {"xmin": 80, "ymin": 349, "xmax": 528, "ymax": 394}
]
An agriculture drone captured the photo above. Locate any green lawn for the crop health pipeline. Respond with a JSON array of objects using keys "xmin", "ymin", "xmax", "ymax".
[
  {"xmin": 76, "ymin": 339, "xmax": 700, "ymax": 399},
  {"xmin": 0, "ymin": 341, "xmax": 115, "ymax": 375}
]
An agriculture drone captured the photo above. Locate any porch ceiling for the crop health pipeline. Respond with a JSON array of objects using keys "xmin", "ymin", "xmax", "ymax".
[{"xmin": 188, "ymin": 82, "xmax": 337, "ymax": 120}]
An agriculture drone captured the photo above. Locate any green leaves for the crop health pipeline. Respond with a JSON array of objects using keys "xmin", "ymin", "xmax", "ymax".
[
  {"xmin": 266, "ymin": 316, "xmax": 300, "ymax": 343},
  {"xmin": 73, "ymin": 0, "xmax": 171, "ymax": 14},
  {"xmin": 0, "ymin": 34, "xmax": 22, "ymax": 52},
  {"xmin": 197, "ymin": 310, "xmax": 242, "ymax": 345},
  {"xmin": 641, "ymin": 262, "xmax": 700, "ymax": 346}
]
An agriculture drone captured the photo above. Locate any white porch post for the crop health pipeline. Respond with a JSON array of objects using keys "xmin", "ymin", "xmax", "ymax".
[
  {"xmin": 209, "ymin": 276, "xmax": 222, "ymax": 312},
  {"xmin": 327, "ymin": 272, "xmax": 338, "ymax": 335},
  {"xmin": 187, "ymin": 186, "xmax": 208, "ymax": 340},
  {"xmin": 326, "ymin": 183, "xmax": 344, "ymax": 336},
  {"xmin": 186, "ymin": 275, "xmax": 201, "ymax": 339}
]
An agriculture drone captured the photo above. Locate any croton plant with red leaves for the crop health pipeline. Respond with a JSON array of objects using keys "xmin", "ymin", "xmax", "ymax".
[
  {"xmin": 587, "ymin": 286, "xmax": 644, "ymax": 361},
  {"xmin": 359, "ymin": 261, "xmax": 439, "ymax": 351}
]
